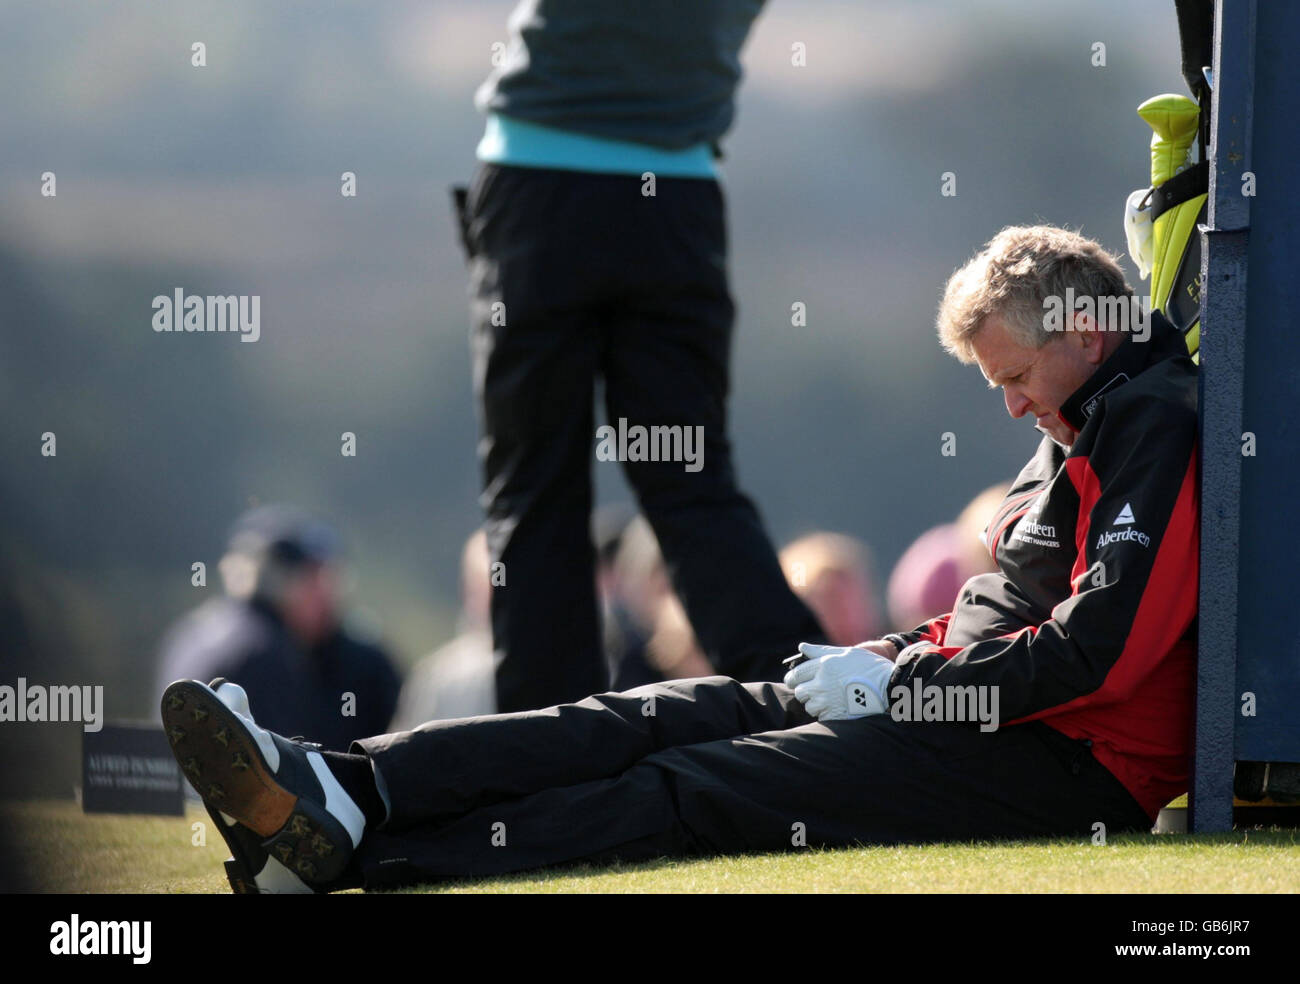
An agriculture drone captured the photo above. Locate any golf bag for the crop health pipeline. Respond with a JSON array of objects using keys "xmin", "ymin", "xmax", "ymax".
[{"xmin": 1122, "ymin": 0, "xmax": 1213, "ymax": 362}]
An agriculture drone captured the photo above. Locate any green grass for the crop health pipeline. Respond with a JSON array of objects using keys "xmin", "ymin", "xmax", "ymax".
[{"xmin": 4, "ymin": 800, "xmax": 1299, "ymax": 893}]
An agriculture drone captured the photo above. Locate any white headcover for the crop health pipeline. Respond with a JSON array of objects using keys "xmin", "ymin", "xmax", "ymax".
[{"xmin": 1124, "ymin": 187, "xmax": 1155, "ymax": 280}]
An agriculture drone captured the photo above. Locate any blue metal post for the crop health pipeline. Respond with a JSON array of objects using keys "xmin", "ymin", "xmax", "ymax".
[{"xmin": 1192, "ymin": 0, "xmax": 1254, "ymax": 834}]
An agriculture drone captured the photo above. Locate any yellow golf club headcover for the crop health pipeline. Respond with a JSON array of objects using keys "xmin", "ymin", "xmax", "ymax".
[{"xmin": 1136, "ymin": 94, "xmax": 1205, "ymax": 361}]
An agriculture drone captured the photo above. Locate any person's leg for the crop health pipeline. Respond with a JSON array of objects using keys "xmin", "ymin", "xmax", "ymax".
[
  {"xmin": 462, "ymin": 163, "xmax": 607, "ymax": 712},
  {"xmin": 354, "ymin": 675, "xmax": 810, "ymax": 827},
  {"xmin": 352, "ymin": 716, "xmax": 1152, "ymax": 889},
  {"xmin": 599, "ymin": 175, "xmax": 827, "ymax": 683}
]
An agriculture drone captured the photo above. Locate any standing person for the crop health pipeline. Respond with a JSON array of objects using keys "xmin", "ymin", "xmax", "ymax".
[{"xmin": 452, "ymin": 1, "xmax": 827, "ymax": 712}]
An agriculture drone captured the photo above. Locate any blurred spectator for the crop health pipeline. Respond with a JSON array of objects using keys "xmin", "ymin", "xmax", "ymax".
[
  {"xmin": 886, "ymin": 482, "xmax": 1011, "ymax": 631},
  {"xmin": 886, "ymin": 524, "xmax": 966, "ymax": 633},
  {"xmin": 595, "ymin": 505, "xmax": 652, "ymax": 691},
  {"xmin": 604, "ymin": 514, "xmax": 713, "ymax": 688},
  {"xmin": 155, "ymin": 505, "xmax": 400, "ymax": 750},
  {"xmin": 394, "ymin": 510, "xmax": 710, "ymax": 728},
  {"xmin": 593, "ymin": 503, "xmax": 637, "ymax": 622},
  {"xmin": 389, "ymin": 531, "xmax": 496, "ymax": 729},
  {"xmin": 779, "ymin": 532, "xmax": 884, "ymax": 647},
  {"xmin": 956, "ymin": 482, "xmax": 1012, "ymax": 578},
  {"xmin": 644, "ymin": 594, "xmax": 714, "ymax": 682}
]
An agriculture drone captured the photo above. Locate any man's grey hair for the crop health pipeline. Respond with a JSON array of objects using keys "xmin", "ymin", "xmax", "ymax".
[{"xmin": 937, "ymin": 225, "xmax": 1132, "ymax": 364}]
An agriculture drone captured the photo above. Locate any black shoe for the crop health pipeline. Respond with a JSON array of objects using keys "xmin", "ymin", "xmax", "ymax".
[
  {"xmin": 204, "ymin": 802, "xmax": 323, "ymax": 894},
  {"xmin": 162, "ymin": 678, "xmax": 366, "ymax": 885}
]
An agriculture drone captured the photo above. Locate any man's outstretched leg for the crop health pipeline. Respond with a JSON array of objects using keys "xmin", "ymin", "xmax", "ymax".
[
  {"xmin": 353, "ymin": 673, "xmax": 811, "ymax": 825},
  {"xmin": 164, "ymin": 676, "xmax": 1152, "ymax": 892},
  {"xmin": 354, "ymin": 713, "xmax": 1153, "ymax": 889},
  {"xmin": 162, "ymin": 673, "xmax": 812, "ymax": 890}
]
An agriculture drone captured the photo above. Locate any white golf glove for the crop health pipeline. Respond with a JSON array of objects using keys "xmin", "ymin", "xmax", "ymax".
[{"xmin": 782, "ymin": 643, "xmax": 895, "ymax": 721}]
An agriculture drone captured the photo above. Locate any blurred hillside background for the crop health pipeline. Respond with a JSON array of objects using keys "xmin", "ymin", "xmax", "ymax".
[{"xmin": 1, "ymin": 0, "xmax": 1184, "ymax": 795}]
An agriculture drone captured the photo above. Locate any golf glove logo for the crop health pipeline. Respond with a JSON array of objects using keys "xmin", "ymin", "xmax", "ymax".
[{"xmin": 783, "ymin": 643, "xmax": 894, "ymax": 721}]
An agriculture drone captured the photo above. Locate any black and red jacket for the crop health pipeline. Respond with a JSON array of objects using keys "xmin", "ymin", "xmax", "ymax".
[{"xmin": 888, "ymin": 310, "xmax": 1200, "ymax": 821}]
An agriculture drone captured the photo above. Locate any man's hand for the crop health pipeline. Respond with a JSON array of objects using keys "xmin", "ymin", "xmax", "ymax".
[
  {"xmin": 853, "ymin": 639, "xmax": 900, "ymax": 662},
  {"xmin": 783, "ymin": 643, "xmax": 895, "ymax": 721}
]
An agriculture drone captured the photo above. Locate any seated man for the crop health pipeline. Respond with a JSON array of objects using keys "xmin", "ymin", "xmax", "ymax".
[{"xmin": 163, "ymin": 225, "xmax": 1200, "ymax": 893}]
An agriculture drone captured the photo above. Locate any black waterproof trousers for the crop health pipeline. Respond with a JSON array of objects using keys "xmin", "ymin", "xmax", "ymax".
[
  {"xmin": 453, "ymin": 163, "xmax": 827, "ymax": 713},
  {"xmin": 352, "ymin": 675, "xmax": 1153, "ymax": 888}
]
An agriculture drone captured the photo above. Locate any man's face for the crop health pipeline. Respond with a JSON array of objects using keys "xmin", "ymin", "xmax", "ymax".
[
  {"xmin": 281, "ymin": 562, "xmax": 341, "ymax": 645},
  {"xmin": 969, "ymin": 313, "xmax": 1109, "ymax": 447}
]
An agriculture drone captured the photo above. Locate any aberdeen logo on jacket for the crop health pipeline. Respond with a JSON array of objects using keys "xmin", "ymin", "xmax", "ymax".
[
  {"xmin": 1013, "ymin": 514, "xmax": 1060, "ymax": 549},
  {"xmin": 1097, "ymin": 527, "xmax": 1152, "ymax": 549},
  {"xmin": 1096, "ymin": 502, "xmax": 1151, "ymax": 548}
]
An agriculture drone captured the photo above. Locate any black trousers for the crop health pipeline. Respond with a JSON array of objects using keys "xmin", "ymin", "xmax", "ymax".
[
  {"xmin": 453, "ymin": 163, "xmax": 827, "ymax": 713},
  {"xmin": 351, "ymin": 676, "xmax": 1153, "ymax": 888}
]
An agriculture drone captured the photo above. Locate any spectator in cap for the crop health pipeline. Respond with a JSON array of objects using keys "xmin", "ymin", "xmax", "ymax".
[{"xmin": 155, "ymin": 505, "xmax": 401, "ymax": 750}]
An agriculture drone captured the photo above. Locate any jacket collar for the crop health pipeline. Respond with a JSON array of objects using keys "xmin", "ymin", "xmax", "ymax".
[{"xmin": 1056, "ymin": 308, "xmax": 1189, "ymax": 433}]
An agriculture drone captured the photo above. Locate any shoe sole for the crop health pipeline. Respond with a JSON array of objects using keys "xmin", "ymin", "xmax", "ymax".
[{"xmin": 162, "ymin": 680, "xmax": 350, "ymax": 883}]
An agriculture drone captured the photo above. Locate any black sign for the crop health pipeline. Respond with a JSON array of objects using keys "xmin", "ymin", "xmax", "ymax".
[{"xmin": 82, "ymin": 723, "xmax": 184, "ymax": 816}]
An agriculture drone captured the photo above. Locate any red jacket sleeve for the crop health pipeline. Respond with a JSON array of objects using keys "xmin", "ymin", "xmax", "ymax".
[{"xmin": 888, "ymin": 390, "xmax": 1199, "ymax": 724}]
